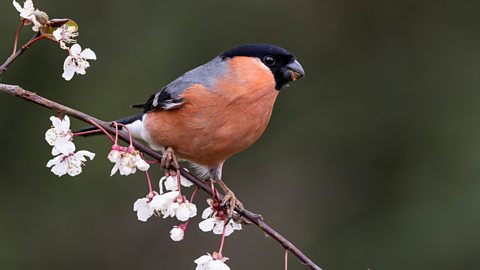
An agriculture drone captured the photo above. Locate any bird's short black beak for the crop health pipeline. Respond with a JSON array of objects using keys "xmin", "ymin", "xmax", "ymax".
[{"xmin": 286, "ymin": 60, "xmax": 305, "ymax": 81}]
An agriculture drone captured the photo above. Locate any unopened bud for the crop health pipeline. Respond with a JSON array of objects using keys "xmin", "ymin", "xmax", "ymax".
[{"xmin": 33, "ymin": 10, "xmax": 49, "ymax": 26}]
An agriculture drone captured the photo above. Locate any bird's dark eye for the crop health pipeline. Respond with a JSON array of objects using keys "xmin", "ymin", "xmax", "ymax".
[{"xmin": 263, "ymin": 55, "xmax": 275, "ymax": 66}]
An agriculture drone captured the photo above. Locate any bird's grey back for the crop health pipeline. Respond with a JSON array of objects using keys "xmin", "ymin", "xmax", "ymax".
[
  {"xmin": 163, "ymin": 56, "xmax": 228, "ymax": 98},
  {"xmin": 137, "ymin": 56, "xmax": 229, "ymax": 112}
]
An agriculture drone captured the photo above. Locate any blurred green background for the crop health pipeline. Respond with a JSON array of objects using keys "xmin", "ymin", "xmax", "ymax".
[{"xmin": 1, "ymin": 0, "xmax": 480, "ymax": 269}]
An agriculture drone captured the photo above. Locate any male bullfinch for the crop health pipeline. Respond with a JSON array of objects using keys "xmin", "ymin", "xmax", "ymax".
[{"xmin": 83, "ymin": 44, "xmax": 304, "ymax": 214}]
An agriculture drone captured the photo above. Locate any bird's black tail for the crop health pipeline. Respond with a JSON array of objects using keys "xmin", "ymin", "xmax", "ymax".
[{"xmin": 75, "ymin": 113, "xmax": 144, "ymax": 137}]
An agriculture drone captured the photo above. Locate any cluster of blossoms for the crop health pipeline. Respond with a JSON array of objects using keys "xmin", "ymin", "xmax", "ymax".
[
  {"xmin": 41, "ymin": 114, "xmax": 237, "ymax": 268},
  {"xmin": 45, "ymin": 116, "xmax": 95, "ymax": 176},
  {"xmin": 13, "ymin": 0, "xmax": 96, "ymax": 81},
  {"xmin": 108, "ymin": 145, "xmax": 150, "ymax": 176},
  {"xmin": 133, "ymin": 174, "xmax": 197, "ymax": 226},
  {"xmin": 199, "ymin": 198, "xmax": 242, "ymax": 237},
  {"xmin": 42, "ymin": 113, "xmax": 235, "ymax": 270},
  {"xmin": 133, "ymin": 173, "xmax": 236, "ymax": 269}
]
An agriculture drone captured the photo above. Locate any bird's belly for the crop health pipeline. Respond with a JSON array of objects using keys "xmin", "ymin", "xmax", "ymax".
[{"xmin": 144, "ymin": 86, "xmax": 278, "ymax": 166}]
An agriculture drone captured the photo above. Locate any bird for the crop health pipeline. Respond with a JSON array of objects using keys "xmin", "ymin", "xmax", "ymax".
[{"xmin": 80, "ymin": 44, "xmax": 304, "ymax": 215}]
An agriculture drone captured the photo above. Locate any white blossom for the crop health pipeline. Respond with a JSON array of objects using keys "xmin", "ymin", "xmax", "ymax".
[
  {"xmin": 169, "ymin": 226, "xmax": 184, "ymax": 242},
  {"xmin": 45, "ymin": 116, "xmax": 74, "ymax": 155},
  {"xmin": 12, "ymin": 0, "xmax": 47, "ymax": 31},
  {"xmin": 107, "ymin": 148, "xmax": 122, "ymax": 163},
  {"xmin": 194, "ymin": 254, "xmax": 230, "ymax": 270},
  {"xmin": 46, "ymin": 150, "xmax": 95, "ymax": 177},
  {"xmin": 12, "ymin": 0, "xmax": 35, "ymax": 21},
  {"xmin": 199, "ymin": 206, "xmax": 242, "ymax": 236},
  {"xmin": 53, "ymin": 24, "xmax": 79, "ymax": 49},
  {"xmin": 149, "ymin": 191, "xmax": 179, "ymax": 218},
  {"xmin": 109, "ymin": 148, "xmax": 150, "ymax": 176},
  {"xmin": 160, "ymin": 174, "xmax": 194, "ymax": 193},
  {"xmin": 173, "ymin": 200, "xmax": 197, "ymax": 222},
  {"xmin": 149, "ymin": 192, "xmax": 196, "ymax": 222},
  {"xmin": 62, "ymin": 44, "xmax": 96, "ymax": 81},
  {"xmin": 133, "ymin": 198, "xmax": 155, "ymax": 222}
]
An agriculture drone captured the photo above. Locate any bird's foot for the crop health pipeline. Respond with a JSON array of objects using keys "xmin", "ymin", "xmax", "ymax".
[
  {"xmin": 160, "ymin": 147, "xmax": 179, "ymax": 170},
  {"xmin": 221, "ymin": 190, "xmax": 244, "ymax": 219}
]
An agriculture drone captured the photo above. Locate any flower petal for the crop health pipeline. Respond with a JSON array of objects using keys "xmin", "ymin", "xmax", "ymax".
[
  {"xmin": 53, "ymin": 27, "xmax": 62, "ymax": 41},
  {"xmin": 164, "ymin": 175, "xmax": 178, "ymax": 191},
  {"xmin": 224, "ymin": 223, "xmax": 234, "ymax": 237},
  {"xmin": 81, "ymin": 48, "xmax": 96, "ymax": 60},
  {"xmin": 133, "ymin": 198, "xmax": 154, "ymax": 222},
  {"xmin": 194, "ymin": 255, "xmax": 213, "ymax": 265},
  {"xmin": 198, "ymin": 218, "xmax": 215, "ymax": 232},
  {"xmin": 135, "ymin": 157, "xmax": 150, "ymax": 171},
  {"xmin": 209, "ymin": 260, "xmax": 230, "ymax": 270},
  {"xmin": 60, "ymin": 116, "xmax": 71, "ymax": 132},
  {"xmin": 45, "ymin": 128, "xmax": 57, "ymax": 146},
  {"xmin": 70, "ymin": 44, "xmax": 82, "ymax": 56},
  {"xmin": 110, "ymin": 163, "xmax": 119, "ymax": 176},
  {"xmin": 180, "ymin": 176, "xmax": 194, "ymax": 187},
  {"xmin": 201, "ymin": 207, "xmax": 214, "ymax": 219},
  {"xmin": 53, "ymin": 140, "xmax": 75, "ymax": 155},
  {"xmin": 213, "ymin": 220, "xmax": 225, "ymax": 235},
  {"xmin": 62, "ymin": 67, "xmax": 75, "ymax": 81},
  {"xmin": 175, "ymin": 203, "xmax": 191, "ymax": 222},
  {"xmin": 67, "ymin": 163, "xmax": 82, "ymax": 176},
  {"xmin": 51, "ymin": 159, "xmax": 68, "ymax": 177},
  {"xmin": 12, "ymin": 0, "xmax": 23, "ymax": 12},
  {"xmin": 75, "ymin": 150, "xmax": 95, "ymax": 160},
  {"xmin": 46, "ymin": 155, "xmax": 62, "ymax": 168}
]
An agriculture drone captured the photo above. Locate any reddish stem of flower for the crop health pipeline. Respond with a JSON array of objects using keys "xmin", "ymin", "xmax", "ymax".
[
  {"xmin": 87, "ymin": 119, "xmax": 115, "ymax": 142},
  {"xmin": 116, "ymin": 123, "xmax": 134, "ymax": 147},
  {"xmin": 190, "ymin": 187, "xmax": 199, "ymax": 203},
  {"xmin": 113, "ymin": 121, "xmax": 119, "ymax": 145},
  {"xmin": 176, "ymin": 169, "xmax": 183, "ymax": 196},
  {"xmin": 12, "ymin": 20, "xmax": 25, "ymax": 55},
  {"xmin": 145, "ymin": 170, "xmax": 153, "ymax": 194},
  {"xmin": 145, "ymin": 159, "xmax": 160, "ymax": 165},
  {"xmin": 46, "ymin": 36, "xmax": 63, "ymax": 47},
  {"xmin": 73, "ymin": 129, "xmax": 102, "ymax": 137},
  {"xmin": 285, "ymin": 249, "xmax": 289, "ymax": 270},
  {"xmin": 140, "ymin": 152, "xmax": 160, "ymax": 164},
  {"xmin": 210, "ymin": 180, "xmax": 220, "ymax": 202},
  {"xmin": 218, "ymin": 221, "xmax": 227, "ymax": 256},
  {"xmin": 22, "ymin": 35, "xmax": 46, "ymax": 50}
]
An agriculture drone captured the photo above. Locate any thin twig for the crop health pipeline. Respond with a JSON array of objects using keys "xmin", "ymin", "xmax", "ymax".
[
  {"xmin": 0, "ymin": 33, "xmax": 41, "ymax": 76},
  {"xmin": 12, "ymin": 20, "xmax": 25, "ymax": 55},
  {"xmin": 0, "ymin": 83, "xmax": 322, "ymax": 270}
]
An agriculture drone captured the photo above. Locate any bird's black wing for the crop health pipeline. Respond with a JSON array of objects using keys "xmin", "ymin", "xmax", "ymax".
[{"xmin": 131, "ymin": 89, "xmax": 184, "ymax": 112}]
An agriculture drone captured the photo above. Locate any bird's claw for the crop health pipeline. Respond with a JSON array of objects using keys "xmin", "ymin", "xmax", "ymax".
[
  {"xmin": 161, "ymin": 147, "xmax": 179, "ymax": 170},
  {"xmin": 221, "ymin": 190, "xmax": 244, "ymax": 219}
]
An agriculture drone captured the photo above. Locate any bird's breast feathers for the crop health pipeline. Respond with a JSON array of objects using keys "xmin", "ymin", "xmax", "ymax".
[{"xmin": 143, "ymin": 56, "xmax": 278, "ymax": 166}]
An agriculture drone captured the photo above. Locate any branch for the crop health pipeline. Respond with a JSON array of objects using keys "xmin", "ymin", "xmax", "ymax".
[
  {"xmin": 0, "ymin": 83, "xmax": 322, "ymax": 270},
  {"xmin": 0, "ymin": 33, "xmax": 41, "ymax": 76}
]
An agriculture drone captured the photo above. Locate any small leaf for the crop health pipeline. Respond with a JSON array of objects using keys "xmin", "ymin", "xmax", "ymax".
[{"xmin": 42, "ymin": 19, "xmax": 78, "ymax": 37}]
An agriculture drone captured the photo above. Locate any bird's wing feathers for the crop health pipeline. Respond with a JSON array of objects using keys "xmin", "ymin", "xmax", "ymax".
[
  {"xmin": 132, "ymin": 56, "xmax": 228, "ymax": 113},
  {"xmin": 132, "ymin": 89, "xmax": 185, "ymax": 112}
]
